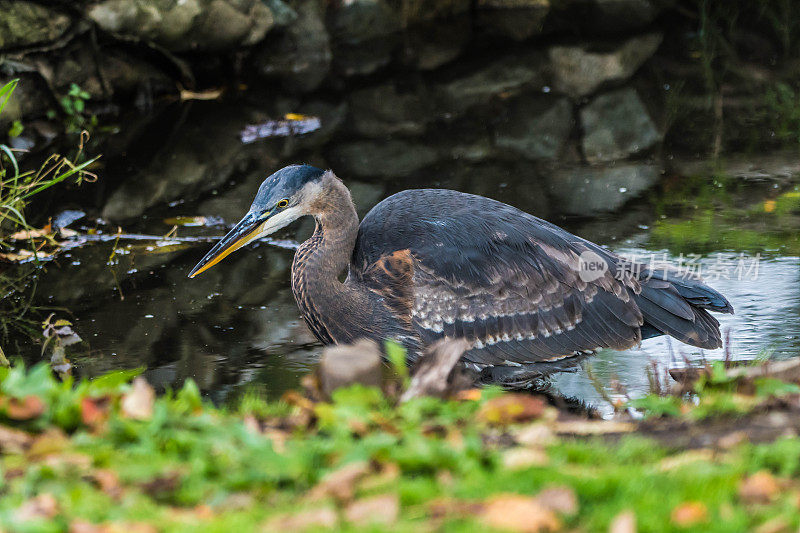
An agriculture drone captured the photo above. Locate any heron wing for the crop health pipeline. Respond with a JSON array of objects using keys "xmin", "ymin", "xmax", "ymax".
[{"xmin": 354, "ymin": 189, "xmax": 732, "ymax": 365}]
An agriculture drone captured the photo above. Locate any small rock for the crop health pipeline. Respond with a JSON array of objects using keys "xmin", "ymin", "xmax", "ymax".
[
  {"xmin": 609, "ymin": 510, "xmax": 636, "ymax": 533},
  {"xmin": 476, "ymin": 0, "xmax": 550, "ymax": 41},
  {"xmin": 403, "ymin": 18, "xmax": 471, "ymax": 70},
  {"xmin": 344, "ymin": 494, "xmax": 400, "ymax": 526},
  {"xmin": 549, "ymin": 34, "xmax": 662, "ymax": 97},
  {"xmin": 328, "ymin": 140, "xmax": 438, "ymax": 179},
  {"xmin": 495, "ymin": 95, "xmax": 574, "ymax": 160},
  {"xmin": 255, "ymin": 0, "xmax": 331, "ymax": 93},
  {"xmin": 437, "ymin": 50, "xmax": 550, "ymax": 115},
  {"xmin": 739, "ymin": 471, "xmax": 781, "ymax": 504},
  {"xmin": 0, "ymin": 1, "xmax": 71, "ymax": 49},
  {"xmin": 328, "ymin": 0, "xmax": 400, "ymax": 45},
  {"xmin": 348, "ymin": 83, "xmax": 434, "ymax": 138},
  {"xmin": 592, "ymin": 0, "xmax": 663, "ymax": 33},
  {"xmin": 318, "ymin": 340, "xmax": 382, "ymax": 399},
  {"xmin": 88, "ymin": 0, "xmax": 279, "ymax": 52},
  {"xmin": 580, "ymin": 88, "xmax": 661, "ymax": 163},
  {"xmin": 548, "ymin": 163, "xmax": 661, "ymax": 215}
]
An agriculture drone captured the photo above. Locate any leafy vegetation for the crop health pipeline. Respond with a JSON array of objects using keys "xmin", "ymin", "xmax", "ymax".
[{"xmin": 1, "ymin": 359, "xmax": 800, "ymax": 532}]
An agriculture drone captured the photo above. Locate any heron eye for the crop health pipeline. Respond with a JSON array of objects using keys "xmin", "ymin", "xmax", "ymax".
[{"xmin": 277, "ymin": 199, "xmax": 289, "ymax": 209}]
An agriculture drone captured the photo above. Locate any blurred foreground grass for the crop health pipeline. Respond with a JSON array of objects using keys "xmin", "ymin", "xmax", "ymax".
[{"xmin": 2, "ymin": 361, "xmax": 800, "ymax": 532}]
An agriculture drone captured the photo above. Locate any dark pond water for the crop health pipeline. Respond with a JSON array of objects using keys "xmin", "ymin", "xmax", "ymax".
[{"xmin": 6, "ymin": 100, "xmax": 800, "ymax": 414}]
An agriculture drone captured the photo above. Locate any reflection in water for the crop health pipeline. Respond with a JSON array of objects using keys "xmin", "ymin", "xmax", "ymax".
[{"xmin": 7, "ymin": 100, "xmax": 800, "ymax": 412}]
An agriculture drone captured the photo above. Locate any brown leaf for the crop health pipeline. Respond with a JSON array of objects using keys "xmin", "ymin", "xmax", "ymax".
[
  {"xmin": 0, "ymin": 423, "xmax": 33, "ymax": 453},
  {"xmin": 81, "ymin": 396, "xmax": 111, "ymax": 428},
  {"xmin": 480, "ymin": 494, "xmax": 561, "ymax": 532},
  {"xmin": 92, "ymin": 469, "xmax": 123, "ymax": 500},
  {"xmin": 609, "ymin": 510, "xmax": 636, "ymax": 533},
  {"xmin": 670, "ymin": 501, "xmax": 708, "ymax": 527},
  {"xmin": 754, "ymin": 517, "xmax": 792, "ymax": 533},
  {"xmin": 344, "ymin": 494, "xmax": 399, "ymax": 526},
  {"xmin": 739, "ymin": 471, "xmax": 780, "ymax": 504},
  {"xmin": 502, "ymin": 447, "xmax": 549, "ymax": 470},
  {"xmin": 121, "ymin": 377, "xmax": 154, "ymax": 420},
  {"xmin": 514, "ymin": 423, "xmax": 556, "ymax": 448},
  {"xmin": 139, "ymin": 471, "xmax": 182, "ymax": 496},
  {"xmin": 535, "ymin": 486, "xmax": 578, "ymax": 516},
  {"xmin": 28, "ymin": 428, "xmax": 69, "ymax": 459},
  {"xmin": 554, "ymin": 420, "xmax": 635, "ymax": 435},
  {"xmin": 261, "ymin": 507, "xmax": 338, "ymax": 531},
  {"xmin": 478, "ymin": 394, "xmax": 546, "ymax": 426},
  {"xmin": 9, "ymin": 227, "xmax": 51, "ymax": 240},
  {"xmin": 15, "ymin": 493, "xmax": 59, "ymax": 522},
  {"xmin": 5, "ymin": 395, "xmax": 45, "ymax": 420},
  {"xmin": 308, "ymin": 461, "xmax": 371, "ymax": 501}
]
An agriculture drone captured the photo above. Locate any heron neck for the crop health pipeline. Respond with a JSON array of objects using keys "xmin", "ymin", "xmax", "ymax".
[{"xmin": 290, "ymin": 175, "xmax": 365, "ymax": 344}]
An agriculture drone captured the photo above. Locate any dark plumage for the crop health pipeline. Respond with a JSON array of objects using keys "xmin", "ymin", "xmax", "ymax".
[{"xmin": 190, "ymin": 165, "xmax": 734, "ymax": 383}]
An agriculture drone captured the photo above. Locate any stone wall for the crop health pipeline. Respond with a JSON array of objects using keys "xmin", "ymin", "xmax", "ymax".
[{"xmin": 2, "ymin": 0, "xmax": 674, "ymax": 218}]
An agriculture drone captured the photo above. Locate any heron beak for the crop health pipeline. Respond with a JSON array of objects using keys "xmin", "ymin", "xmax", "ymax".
[{"xmin": 188, "ymin": 212, "xmax": 266, "ymax": 278}]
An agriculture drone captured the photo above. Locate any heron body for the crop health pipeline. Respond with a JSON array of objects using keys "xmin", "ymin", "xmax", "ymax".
[{"xmin": 189, "ymin": 165, "xmax": 734, "ymax": 382}]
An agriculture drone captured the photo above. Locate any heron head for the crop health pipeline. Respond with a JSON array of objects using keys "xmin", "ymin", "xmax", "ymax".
[{"xmin": 188, "ymin": 164, "xmax": 327, "ymax": 278}]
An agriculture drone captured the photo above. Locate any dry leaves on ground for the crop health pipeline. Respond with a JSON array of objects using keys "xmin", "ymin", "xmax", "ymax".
[
  {"xmin": 480, "ymin": 494, "xmax": 562, "ymax": 532},
  {"xmin": 671, "ymin": 501, "xmax": 708, "ymax": 527},
  {"xmin": 609, "ymin": 510, "xmax": 636, "ymax": 533},
  {"xmin": 121, "ymin": 377, "xmax": 154, "ymax": 420},
  {"xmin": 478, "ymin": 394, "xmax": 546, "ymax": 425},
  {"xmin": 739, "ymin": 471, "xmax": 781, "ymax": 504},
  {"xmin": 307, "ymin": 460, "xmax": 372, "ymax": 502},
  {"xmin": 261, "ymin": 507, "xmax": 338, "ymax": 531},
  {"xmin": 344, "ymin": 494, "xmax": 400, "ymax": 526}
]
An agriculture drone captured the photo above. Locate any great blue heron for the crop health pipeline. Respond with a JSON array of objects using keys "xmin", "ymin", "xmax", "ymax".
[{"xmin": 189, "ymin": 165, "xmax": 733, "ymax": 383}]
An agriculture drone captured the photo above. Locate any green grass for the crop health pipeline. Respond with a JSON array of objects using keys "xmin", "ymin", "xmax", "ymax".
[{"xmin": 1, "ymin": 362, "xmax": 800, "ymax": 532}]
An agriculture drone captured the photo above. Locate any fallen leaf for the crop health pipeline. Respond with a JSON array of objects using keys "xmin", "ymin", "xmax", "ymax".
[
  {"xmin": 535, "ymin": 486, "xmax": 578, "ymax": 516},
  {"xmin": 763, "ymin": 200, "xmax": 776, "ymax": 213},
  {"xmin": 344, "ymin": 494, "xmax": 399, "ymax": 526},
  {"xmin": 9, "ymin": 227, "xmax": 51, "ymax": 240},
  {"xmin": 502, "ymin": 447, "xmax": 549, "ymax": 470},
  {"xmin": 455, "ymin": 388, "xmax": 482, "ymax": 401},
  {"xmin": 28, "ymin": 428, "xmax": 69, "ymax": 459},
  {"xmin": 609, "ymin": 510, "xmax": 636, "ymax": 533},
  {"xmin": 81, "ymin": 396, "xmax": 111, "ymax": 428},
  {"xmin": 478, "ymin": 394, "xmax": 546, "ymax": 425},
  {"xmin": 180, "ymin": 88, "xmax": 224, "ymax": 101},
  {"xmin": 261, "ymin": 507, "xmax": 338, "ymax": 531},
  {"xmin": 139, "ymin": 471, "xmax": 182, "ymax": 496},
  {"xmin": 308, "ymin": 461, "xmax": 371, "ymax": 501},
  {"xmin": 121, "ymin": 377, "xmax": 154, "ymax": 420},
  {"xmin": 4, "ymin": 395, "xmax": 45, "ymax": 420},
  {"xmin": 670, "ymin": 501, "xmax": 708, "ymax": 527},
  {"xmin": 755, "ymin": 517, "xmax": 791, "ymax": 533},
  {"xmin": 554, "ymin": 420, "xmax": 635, "ymax": 435},
  {"xmin": 162, "ymin": 216, "xmax": 209, "ymax": 227},
  {"xmin": 480, "ymin": 494, "xmax": 561, "ymax": 532},
  {"xmin": 14, "ymin": 493, "xmax": 59, "ymax": 522},
  {"xmin": 358, "ymin": 462, "xmax": 400, "ymax": 492},
  {"xmin": 739, "ymin": 471, "xmax": 780, "ymax": 504},
  {"xmin": 514, "ymin": 423, "xmax": 556, "ymax": 447},
  {"xmin": 93, "ymin": 469, "xmax": 123, "ymax": 500},
  {"xmin": 42, "ymin": 452, "xmax": 92, "ymax": 471},
  {"xmin": 0, "ymin": 424, "xmax": 33, "ymax": 453},
  {"xmin": 658, "ymin": 450, "xmax": 714, "ymax": 472}
]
